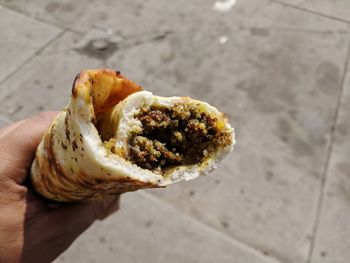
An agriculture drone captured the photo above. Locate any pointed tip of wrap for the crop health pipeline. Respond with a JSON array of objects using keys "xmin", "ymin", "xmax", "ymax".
[{"xmin": 71, "ymin": 68, "xmax": 143, "ymax": 114}]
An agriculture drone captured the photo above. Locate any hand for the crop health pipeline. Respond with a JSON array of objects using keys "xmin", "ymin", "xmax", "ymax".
[{"xmin": 0, "ymin": 112, "xmax": 120, "ymax": 263}]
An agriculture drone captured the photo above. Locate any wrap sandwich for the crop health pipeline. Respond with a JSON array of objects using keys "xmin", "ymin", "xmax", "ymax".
[{"xmin": 31, "ymin": 69, "xmax": 235, "ymax": 201}]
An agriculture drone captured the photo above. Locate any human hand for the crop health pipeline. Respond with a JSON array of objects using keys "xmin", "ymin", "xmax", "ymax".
[{"xmin": 0, "ymin": 112, "xmax": 120, "ymax": 263}]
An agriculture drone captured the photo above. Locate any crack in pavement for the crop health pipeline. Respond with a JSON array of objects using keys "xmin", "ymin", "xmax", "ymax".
[
  {"xmin": 306, "ymin": 40, "xmax": 350, "ymax": 263},
  {"xmin": 272, "ymin": 0, "xmax": 350, "ymax": 25},
  {"xmin": 0, "ymin": 30, "xmax": 66, "ymax": 89},
  {"xmin": 0, "ymin": 3, "xmax": 81, "ymax": 34}
]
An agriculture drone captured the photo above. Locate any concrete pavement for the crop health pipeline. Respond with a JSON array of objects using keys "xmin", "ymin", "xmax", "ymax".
[{"xmin": 0, "ymin": 1, "xmax": 349, "ymax": 262}]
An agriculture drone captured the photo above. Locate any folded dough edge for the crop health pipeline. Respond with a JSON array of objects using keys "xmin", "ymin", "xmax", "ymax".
[{"xmin": 31, "ymin": 69, "xmax": 235, "ymax": 201}]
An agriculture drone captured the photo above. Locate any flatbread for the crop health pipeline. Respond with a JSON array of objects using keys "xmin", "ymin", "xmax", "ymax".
[{"xmin": 31, "ymin": 69, "xmax": 235, "ymax": 201}]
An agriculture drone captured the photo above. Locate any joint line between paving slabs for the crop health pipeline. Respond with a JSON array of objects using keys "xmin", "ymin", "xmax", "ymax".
[
  {"xmin": 0, "ymin": 4, "xmax": 82, "ymax": 35},
  {"xmin": 0, "ymin": 30, "xmax": 66, "ymax": 87},
  {"xmin": 306, "ymin": 40, "xmax": 350, "ymax": 263},
  {"xmin": 272, "ymin": 0, "xmax": 350, "ymax": 25},
  {"xmin": 139, "ymin": 192, "xmax": 282, "ymax": 263}
]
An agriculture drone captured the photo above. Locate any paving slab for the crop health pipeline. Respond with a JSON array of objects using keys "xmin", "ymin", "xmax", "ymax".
[
  {"xmin": 0, "ymin": 0, "xmax": 348, "ymax": 37},
  {"xmin": 55, "ymin": 192, "xmax": 279, "ymax": 263},
  {"xmin": 0, "ymin": 1, "xmax": 349, "ymax": 263},
  {"xmin": 0, "ymin": 31, "xmax": 104, "ymax": 121},
  {"xmin": 310, "ymin": 53, "xmax": 350, "ymax": 263},
  {"xmin": 274, "ymin": 0, "xmax": 350, "ymax": 23},
  {"xmin": 0, "ymin": 6, "xmax": 61, "ymax": 83},
  {"xmin": 106, "ymin": 13, "xmax": 350, "ymax": 263},
  {"xmin": 0, "ymin": 28, "xmax": 279, "ymax": 263}
]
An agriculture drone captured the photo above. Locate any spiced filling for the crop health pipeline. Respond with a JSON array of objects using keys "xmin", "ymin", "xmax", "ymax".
[{"xmin": 127, "ymin": 103, "xmax": 232, "ymax": 172}]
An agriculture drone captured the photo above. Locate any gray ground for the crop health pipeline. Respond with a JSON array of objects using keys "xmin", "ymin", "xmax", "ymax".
[{"xmin": 0, "ymin": 0, "xmax": 349, "ymax": 262}]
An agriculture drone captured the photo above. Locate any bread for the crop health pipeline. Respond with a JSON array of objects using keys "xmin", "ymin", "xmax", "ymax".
[{"xmin": 31, "ymin": 69, "xmax": 235, "ymax": 201}]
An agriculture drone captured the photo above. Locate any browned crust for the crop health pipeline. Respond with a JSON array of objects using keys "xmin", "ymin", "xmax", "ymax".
[
  {"xmin": 33, "ymin": 128, "xmax": 158, "ymax": 201},
  {"xmin": 72, "ymin": 69, "xmax": 142, "ymax": 115},
  {"xmin": 31, "ymin": 69, "xmax": 160, "ymax": 202}
]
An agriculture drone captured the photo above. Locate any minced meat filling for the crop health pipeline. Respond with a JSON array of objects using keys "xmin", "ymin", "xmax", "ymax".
[{"xmin": 128, "ymin": 103, "xmax": 231, "ymax": 172}]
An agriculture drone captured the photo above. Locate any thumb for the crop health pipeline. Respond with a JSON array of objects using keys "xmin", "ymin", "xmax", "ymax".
[{"xmin": 0, "ymin": 112, "xmax": 58, "ymax": 184}]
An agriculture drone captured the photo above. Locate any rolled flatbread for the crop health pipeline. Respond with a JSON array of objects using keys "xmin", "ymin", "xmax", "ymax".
[{"xmin": 31, "ymin": 69, "xmax": 235, "ymax": 201}]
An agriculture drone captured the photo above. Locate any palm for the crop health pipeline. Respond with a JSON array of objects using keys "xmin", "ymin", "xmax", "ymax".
[{"xmin": 0, "ymin": 112, "xmax": 119, "ymax": 263}]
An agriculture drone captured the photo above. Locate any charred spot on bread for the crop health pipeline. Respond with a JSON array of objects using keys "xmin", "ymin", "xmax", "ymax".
[{"xmin": 71, "ymin": 73, "xmax": 81, "ymax": 98}]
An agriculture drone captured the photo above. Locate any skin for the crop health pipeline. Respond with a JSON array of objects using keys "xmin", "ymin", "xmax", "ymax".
[{"xmin": 0, "ymin": 112, "xmax": 120, "ymax": 263}]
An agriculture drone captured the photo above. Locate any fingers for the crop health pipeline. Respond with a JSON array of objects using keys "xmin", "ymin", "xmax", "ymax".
[
  {"xmin": 22, "ymin": 202, "xmax": 97, "ymax": 263},
  {"xmin": 38, "ymin": 195, "xmax": 120, "ymax": 257},
  {"xmin": 47, "ymin": 195, "xmax": 120, "ymax": 235},
  {"xmin": 0, "ymin": 112, "xmax": 58, "ymax": 184},
  {"xmin": 93, "ymin": 195, "xmax": 120, "ymax": 220}
]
